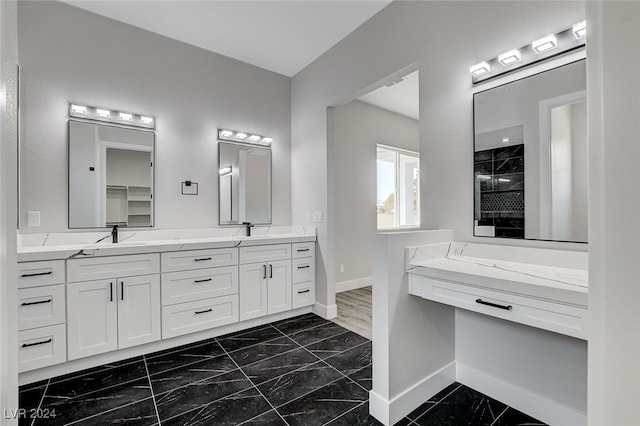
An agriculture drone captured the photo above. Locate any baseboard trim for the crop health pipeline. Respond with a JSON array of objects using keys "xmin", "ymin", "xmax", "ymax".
[
  {"xmin": 312, "ymin": 302, "xmax": 338, "ymax": 319},
  {"xmin": 457, "ymin": 362, "xmax": 586, "ymax": 426},
  {"xmin": 336, "ymin": 277, "xmax": 371, "ymax": 293},
  {"xmin": 369, "ymin": 361, "xmax": 456, "ymax": 425}
]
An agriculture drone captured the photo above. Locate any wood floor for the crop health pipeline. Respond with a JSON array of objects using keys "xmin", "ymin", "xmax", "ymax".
[{"xmin": 333, "ymin": 286, "xmax": 372, "ymax": 340}]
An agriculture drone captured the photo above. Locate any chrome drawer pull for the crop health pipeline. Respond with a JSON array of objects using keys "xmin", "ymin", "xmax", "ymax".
[
  {"xmin": 475, "ymin": 298, "xmax": 512, "ymax": 311},
  {"xmin": 195, "ymin": 308, "xmax": 213, "ymax": 315},
  {"xmin": 22, "ymin": 338, "xmax": 52, "ymax": 348},
  {"xmin": 194, "ymin": 257, "xmax": 212, "ymax": 262},
  {"xmin": 20, "ymin": 271, "xmax": 52, "ymax": 278},
  {"xmin": 194, "ymin": 278, "xmax": 212, "ymax": 283},
  {"xmin": 21, "ymin": 299, "xmax": 52, "ymax": 306},
  {"xmin": 297, "ymin": 289, "xmax": 310, "ymax": 294},
  {"xmin": 297, "ymin": 265, "xmax": 310, "ymax": 269}
]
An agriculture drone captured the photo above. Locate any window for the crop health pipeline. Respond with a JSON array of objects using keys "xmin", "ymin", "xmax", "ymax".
[{"xmin": 376, "ymin": 144, "xmax": 420, "ymax": 229}]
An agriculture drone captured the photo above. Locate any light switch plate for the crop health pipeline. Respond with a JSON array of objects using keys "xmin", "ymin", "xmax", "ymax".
[
  {"xmin": 312, "ymin": 211, "xmax": 323, "ymax": 223},
  {"xmin": 27, "ymin": 211, "xmax": 40, "ymax": 227}
]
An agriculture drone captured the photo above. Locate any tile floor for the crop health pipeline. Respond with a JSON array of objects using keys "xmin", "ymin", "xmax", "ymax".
[{"xmin": 18, "ymin": 313, "xmax": 546, "ymax": 425}]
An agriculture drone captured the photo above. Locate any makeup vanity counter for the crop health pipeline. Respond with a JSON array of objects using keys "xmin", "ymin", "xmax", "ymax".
[{"xmin": 406, "ymin": 242, "xmax": 588, "ymax": 339}]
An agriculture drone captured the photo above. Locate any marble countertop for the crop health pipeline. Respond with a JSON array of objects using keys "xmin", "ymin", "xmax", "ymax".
[
  {"xmin": 18, "ymin": 226, "xmax": 316, "ymax": 262},
  {"xmin": 406, "ymin": 242, "xmax": 588, "ymax": 307}
]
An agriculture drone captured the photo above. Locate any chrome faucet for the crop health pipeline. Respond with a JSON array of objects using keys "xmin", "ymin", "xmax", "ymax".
[
  {"xmin": 111, "ymin": 225, "xmax": 118, "ymax": 243},
  {"xmin": 242, "ymin": 222, "xmax": 254, "ymax": 237}
]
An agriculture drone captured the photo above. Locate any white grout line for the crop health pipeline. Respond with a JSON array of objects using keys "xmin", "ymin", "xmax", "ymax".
[
  {"xmin": 489, "ymin": 406, "xmax": 510, "ymax": 426},
  {"xmin": 143, "ymin": 355, "xmax": 161, "ymax": 426},
  {"xmin": 30, "ymin": 378, "xmax": 50, "ymax": 426},
  {"xmin": 412, "ymin": 384, "xmax": 462, "ymax": 423}
]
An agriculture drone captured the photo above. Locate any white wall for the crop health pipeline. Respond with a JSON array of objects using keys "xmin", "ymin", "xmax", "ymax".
[
  {"xmin": 571, "ymin": 101, "xmax": 588, "ymax": 242},
  {"xmin": 17, "ymin": 1, "xmax": 291, "ymax": 233},
  {"xmin": 330, "ymin": 100, "xmax": 419, "ymax": 285}
]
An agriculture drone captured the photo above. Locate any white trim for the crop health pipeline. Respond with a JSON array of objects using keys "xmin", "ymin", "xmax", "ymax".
[
  {"xmin": 336, "ymin": 277, "xmax": 371, "ymax": 293},
  {"xmin": 312, "ymin": 302, "xmax": 337, "ymax": 319},
  {"xmin": 457, "ymin": 362, "xmax": 586, "ymax": 426},
  {"xmin": 369, "ymin": 361, "xmax": 456, "ymax": 426}
]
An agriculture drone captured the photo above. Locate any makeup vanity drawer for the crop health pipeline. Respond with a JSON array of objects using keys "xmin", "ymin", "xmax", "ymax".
[
  {"xmin": 162, "ymin": 295, "xmax": 238, "ymax": 338},
  {"xmin": 292, "ymin": 242, "xmax": 315, "ymax": 259},
  {"xmin": 240, "ymin": 244, "xmax": 291, "ymax": 264},
  {"xmin": 161, "ymin": 266, "xmax": 238, "ymax": 306},
  {"xmin": 161, "ymin": 248, "xmax": 238, "ymax": 273},
  {"xmin": 18, "ymin": 324, "xmax": 66, "ymax": 372},
  {"xmin": 18, "ymin": 284, "xmax": 66, "ymax": 331},
  {"xmin": 67, "ymin": 254, "xmax": 159, "ymax": 282},
  {"xmin": 292, "ymin": 283, "xmax": 315, "ymax": 309},
  {"xmin": 17, "ymin": 260, "xmax": 65, "ymax": 289},
  {"xmin": 292, "ymin": 257, "xmax": 315, "ymax": 284}
]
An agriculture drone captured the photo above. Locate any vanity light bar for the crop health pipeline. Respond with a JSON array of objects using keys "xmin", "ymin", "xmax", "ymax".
[
  {"xmin": 470, "ymin": 22, "xmax": 586, "ymax": 84},
  {"xmin": 69, "ymin": 103, "xmax": 155, "ymax": 129},
  {"xmin": 218, "ymin": 129, "xmax": 273, "ymax": 146}
]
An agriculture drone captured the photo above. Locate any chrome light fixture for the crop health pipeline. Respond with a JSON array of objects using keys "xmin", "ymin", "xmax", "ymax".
[
  {"xmin": 69, "ymin": 103, "xmax": 155, "ymax": 129},
  {"xmin": 218, "ymin": 129, "xmax": 273, "ymax": 146}
]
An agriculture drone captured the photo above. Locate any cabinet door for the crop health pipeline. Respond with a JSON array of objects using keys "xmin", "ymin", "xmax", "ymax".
[
  {"xmin": 117, "ymin": 274, "xmax": 161, "ymax": 349},
  {"xmin": 267, "ymin": 260, "xmax": 292, "ymax": 315},
  {"xmin": 67, "ymin": 279, "xmax": 118, "ymax": 360},
  {"xmin": 239, "ymin": 263, "xmax": 267, "ymax": 321}
]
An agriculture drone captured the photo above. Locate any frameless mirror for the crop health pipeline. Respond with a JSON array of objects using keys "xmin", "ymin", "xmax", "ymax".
[
  {"xmin": 69, "ymin": 120, "xmax": 154, "ymax": 228},
  {"xmin": 218, "ymin": 141, "xmax": 271, "ymax": 225},
  {"xmin": 473, "ymin": 59, "xmax": 586, "ymax": 242}
]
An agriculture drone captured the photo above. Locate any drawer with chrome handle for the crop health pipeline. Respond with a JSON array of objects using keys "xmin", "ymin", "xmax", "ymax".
[
  {"xmin": 17, "ymin": 260, "xmax": 65, "ymax": 288},
  {"xmin": 18, "ymin": 284, "xmax": 66, "ymax": 331}
]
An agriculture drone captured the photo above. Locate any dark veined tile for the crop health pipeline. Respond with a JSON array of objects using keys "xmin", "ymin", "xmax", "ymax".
[
  {"xmin": 46, "ymin": 357, "xmax": 143, "ymax": 386},
  {"xmin": 288, "ymin": 322, "xmax": 348, "ymax": 346},
  {"xmin": 240, "ymin": 409, "xmax": 287, "ymax": 425},
  {"xmin": 271, "ymin": 313, "xmax": 329, "ymax": 335},
  {"xmin": 306, "ymin": 331, "xmax": 369, "ymax": 360},
  {"xmin": 277, "ymin": 377, "xmax": 368, "ymax": 426},
  {"xmin": 348, "ymin": 364, "xmax": 372, "ymax": 391},
  {"xmin": 70, "ymin": 397, "xmax": 158, "ymax": 426},
  {"xmin": 228, "ymin": 336, "xmax": 298, "ymax": 366},
  {"xmin": 241, "ymin": 347, "xmax": 318, "ymax": 385},
  {"xmin": 155, "ymin": 369, "xmax": 251, "ymax": 421},
  {"xmin": 257, "ymin": 361, "xmax": 342, "ymax": 407},
  {"xmin": 324, "ymin": 341, "xmax": 372, "ymax": 376},
  {"xmin": 145, "ymin": 340, "xmax": 225, "ymax": 375},
  {"xmin": 413, "ymin": 384, "xmax": 507, "ymax": 426},
  {"xmin": 406, "ymin": 382, "xmax": 460, "ymax": 420},
  {"xmin": 324, "ymin": 402, "xmax": 384, "ymax": 426},
  {"xmin": 493, "ymin": 407, "xmax": 548, "ymax": 425},
  {"xmin": 18, "ymin": 381, "xmax": 47, "ymax": 423},
  {"xmin": 149, "ymin": 354, "xmax": 237, "ymax": 395},
  {"xmin": 19, "ymin": 379, "xmax": 48, "ymax": 393},
  {"xmin": 217, "ymin": 325, "xmax": 284, "ymax": 353},
  {"xmin": 161, "ymin": 387, "xmax": 272, "ymax": 426}
]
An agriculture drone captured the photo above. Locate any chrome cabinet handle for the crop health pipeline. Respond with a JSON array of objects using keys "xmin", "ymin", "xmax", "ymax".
[{"xmin": 475, "ymin": 298, "xmax": 512, "ymax": 311}]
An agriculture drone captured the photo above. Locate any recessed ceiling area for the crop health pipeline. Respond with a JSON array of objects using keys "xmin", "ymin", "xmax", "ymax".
[
  {"xmin": 358, "ymin": 70, "xmax": 419, "ymax": 120},
  {"xmin": 62, "ymin": 0, "xmax": 392, "ymax": 77}
]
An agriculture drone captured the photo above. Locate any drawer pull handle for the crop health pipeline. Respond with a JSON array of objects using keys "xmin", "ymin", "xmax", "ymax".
[
  {"xmin": 297, "ymin": 289, "xmax": 310, "ymax": 294},
  {"xmin": 195, "ymin": 308, "xmax": 213, "ymax": 315},
  {"xmin": 20, "ymin": 271, "xmax": 52, "ymax": 278},
  {"xmin": 297, "ymin": 265, "xmax": 310, "ymax": 269},
  {"xmin": 194, "ymin": 278, "xmax": 212, "ymax": 283},
  {"xmin": 297, "ymin": 248, "xmax": 310, "ymax": 252},
  {"xmin": 475, "ymin": 298, "xmax": 512, "ymax": 311},
  {"xmin": 22, "ymin": 338, "xmax": 52, "ymax": 348},
  {"xmin": 194, "ymin": 257, "xmax": 212, "ymax": 262},
  {"xmin": 21, "ymin": 299, "xmax": 52, "ymax": 306}
]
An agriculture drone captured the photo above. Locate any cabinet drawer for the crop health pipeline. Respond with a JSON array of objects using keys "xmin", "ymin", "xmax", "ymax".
[
  {"xmin": 18, "ymin": 324, "xmax": 66, "ymax": 372},
  {"xmin": 409, "ymin": 274, "xmax": 588, "ymax": 340},
  {"xmin": 292, "ymin": 258, "xmax": 315, "ymax": 284},
  {"xmin": 67, "ymin": 254, "xmax": 159, "ymax": 282},
  {"xmin": 161, "ymin": 248, "xmax": 238, "ymax": 273},
  {"xmin": 17, "ymin": 260, "xmax": 65, "ymax": 289},
  {"xmin": 292, "ymin": 283, "xmax": 315, "ymax": 309},
  {"xmin": 18, "ymin": 284, "xmax": 66, "ymax": 331},
  {"xmin": 240, "ymin": 244, "xmax": 290, "ymax": 264},
  {"xmin": 292, "ymin": 242, "xmax": 315, "ymax": 259},
  {"xmin": 162, "ymin": 266, "xmax": 238, "ymax": 306},
  {"xmin": 162, "ymin": 295, "xmax": 238, "ymax": 339}
]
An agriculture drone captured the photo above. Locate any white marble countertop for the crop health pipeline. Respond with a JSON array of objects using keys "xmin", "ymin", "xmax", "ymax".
[
  {"xmin": 18, "ymin": 226, "xmax": 316, "ymax": 262},
  {"xmin": 406, "ymin": 242, "xmax": 588, "ymax": 307}
]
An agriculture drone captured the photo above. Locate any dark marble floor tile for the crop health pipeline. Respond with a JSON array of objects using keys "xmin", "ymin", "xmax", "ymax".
[
  {"xmin": 145, "ymin": 340, "xmax": 225, "ymax": 375},
  {"xmin": 288, "ymin": 322, "xmax": 348, "ymax": 346},
  {"xmin": 324, "ymin": 402, "xmax": 384, "ymax": 426},
  {"xmin": 19, "ymin": 379, "xmax": 48, "ymax": 392},
  {"xmin": 493, "ymin": 407, "xmax": 547, "ymax": 425},
  {"xmin": 43, "ymin": 360, "xmax": 148, "ymax": 400},
  {"xmin": 47, "ymin": 357, "xmax": 143, "ymax": 386},
  {"xmin": 240, "ymin": 409, "xmax": 287, "ymax": 425},
  {"xmin": 277, "ymin": 377, "xmax": 368, "ymax": 426},
  {"xmin": 348, "ymin": 364, "xmax": 372, "ymax": 391},
  {"xmin": 306, "ymin": 331, "xmax": 369, "ymax": 359},
  {"xmin": 35, "ymin": 378, "xmax": 152, "ymax": 426},
  {"xmin": 70, "ymin": 397, "xmax": 158, "ymax": 425},
  {"xmin": 406, "ymin": 383, "xmax": 461, "ymax": 420},
  {"xmin": 155, "ymin": 369, "xmax": 252, "ymax": 421},
  {"xmin": 228, "ymin": 336, "xmax": 298, "ymax": 366},
  {"xmin": 161, "ymin": 387, "xmax": 272, "ymax": 426},
  {"xmin": 18, "ymin": 382, "xmax": 47, "ymax": 426},
  {"xmin": 217, "ymin": 325, "xmax": 284, "ymax": 353},
  {"xmin": 149, "ymin": 354, "xmax": 237, "ymax": 395},
  {"xmin": 257, "ymin": 361, "xmax": 342, "ymax": 407},
  {"xmin": 241, "ymin": 347, "xmax": 318, "ymax": 385},
  {"xmin": 271, "ymin": 314, "xmax": 329, "ymax": 335},
  {"xmin": 413, "ymin": 385, "xmax": 507, "ymax": 426},
  {"xmin": 324, "ymin": 341, "xmax": 372, "ymax": 376}
]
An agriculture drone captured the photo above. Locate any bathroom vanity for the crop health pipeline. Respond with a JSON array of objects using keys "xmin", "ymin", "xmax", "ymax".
[{"xmin": 16, "ymin": 226, "xmax": 316, "ymax": 382}]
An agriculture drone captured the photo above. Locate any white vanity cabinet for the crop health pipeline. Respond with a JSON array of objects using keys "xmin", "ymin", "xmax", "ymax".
[
  {"xmin": 292, "ymin": 242, "xmax": 316, "ymax": 308},
  {"xmin": 239, "ymin": 244, "xmax": 292, "ymax": 321},
  {"xmin": 66, "ymin": 254, "xmax": 161, "ymax": 360}
]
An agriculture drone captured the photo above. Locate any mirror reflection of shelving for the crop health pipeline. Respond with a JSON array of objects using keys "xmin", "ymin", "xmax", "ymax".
[{"xmin": 105, "ymin": 185, "xmax": 152, "ymax": 227}]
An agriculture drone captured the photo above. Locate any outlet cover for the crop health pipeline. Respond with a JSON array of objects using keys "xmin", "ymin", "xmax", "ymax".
[
  {"xmin": 312, "ymin": 211, "xmax": 323, "ymax": 223},
  {"xmin": 27, "ymin": 211, "xmax": 40, "ymax": 227}
]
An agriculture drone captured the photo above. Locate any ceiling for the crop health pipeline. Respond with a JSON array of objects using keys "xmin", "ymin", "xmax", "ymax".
[
  {"xmin": 63, "ymin": 0, "xmax": 392, "ymax": 77},
  {"xmin": 358, "ymin": 70, "xmax": 419, "ymax": 120}
]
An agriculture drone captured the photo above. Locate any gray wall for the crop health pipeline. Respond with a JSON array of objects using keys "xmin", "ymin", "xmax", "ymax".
[
  {"xmin": 330, "ymin": 100, "xmax": 418, "ymax": 284},
  {"xmin": 18, "ymin": 1, "xmax": 291, "ymax": 232}
]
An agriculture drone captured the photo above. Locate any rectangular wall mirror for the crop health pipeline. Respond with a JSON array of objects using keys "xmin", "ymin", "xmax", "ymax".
[
  {"xmin": 69, "ymin": 120, "xmax": 154, "ymax": 228},
  {"xmin": 218, "ymin": 141, "xmax": 271, "ymax": 225},
  {"xmin": 473, "ymin": 59, "xmax": 586, "ymax": 242}
]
